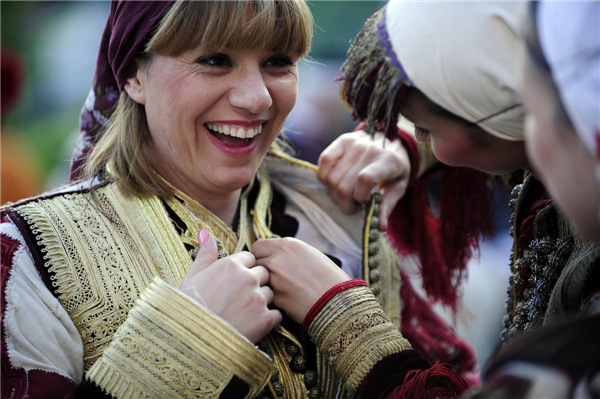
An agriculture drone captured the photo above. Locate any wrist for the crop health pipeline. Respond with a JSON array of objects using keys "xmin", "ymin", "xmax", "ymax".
[
  {"xmin": 306, "ymin": 285, "xmax": 412, "ymax": 394},
  {"xmin": 302, "ymin": 279, "xmax": 368, "ymax": 332}
]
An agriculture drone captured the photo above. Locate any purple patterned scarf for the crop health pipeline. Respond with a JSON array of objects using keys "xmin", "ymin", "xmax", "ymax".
[{"xmin": 71, "ymin": 0, "xmax": 174, "ymax": 181}]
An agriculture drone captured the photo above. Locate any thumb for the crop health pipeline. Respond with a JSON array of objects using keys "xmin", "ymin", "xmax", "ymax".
[
  {"xmin": 189, "ymin": 227, "xmax": 219, "ymax": 274},
  {"xmin": 378, "ymin": 178, "xmax": 408, "ymax": 232}
]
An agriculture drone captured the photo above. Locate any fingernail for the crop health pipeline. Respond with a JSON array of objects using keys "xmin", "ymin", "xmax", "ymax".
[{"xmin": 198, "ymin": 227, "xmax": 209, "ymax": 245}]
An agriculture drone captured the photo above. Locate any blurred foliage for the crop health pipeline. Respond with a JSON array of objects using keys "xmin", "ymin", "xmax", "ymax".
[
  {"xmin": 2, "ymin": 2, "xmax": 87, "ymax": 180},
  {"xmin": 308, "ymin": 1, "xmax": 384, "ymax": 59},
  {"xmin": 1, "ymin": 1, "xmax": 383, "ymax": 187}
]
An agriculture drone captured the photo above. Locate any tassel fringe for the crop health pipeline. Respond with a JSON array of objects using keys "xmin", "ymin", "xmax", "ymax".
[
  {"xmin": 392, "ymin": 363, "xmax": 470, "ymax": 399},
  {"xmin": 338, "ymin": 7, "xmax": 406, "ymax": 140}
]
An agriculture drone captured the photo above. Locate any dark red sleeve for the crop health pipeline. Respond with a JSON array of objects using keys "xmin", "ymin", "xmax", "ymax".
[{"xmin": 356, "ymin": 352, "xmax": 469, "ymax": 399}]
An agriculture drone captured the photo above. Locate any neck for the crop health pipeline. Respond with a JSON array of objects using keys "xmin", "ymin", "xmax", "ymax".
[
  {"xmin": 183, "ymin": 188, "xmax": 241, "ymax": 227},
  {"xmin": 151, "ymin": 167, "xmax": 242, "ymax": 227}
]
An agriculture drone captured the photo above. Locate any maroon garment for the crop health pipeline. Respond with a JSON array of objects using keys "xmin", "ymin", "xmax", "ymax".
[{"xmin": 71, "ymin": 1, "xmax": 174, "ymax": 181}]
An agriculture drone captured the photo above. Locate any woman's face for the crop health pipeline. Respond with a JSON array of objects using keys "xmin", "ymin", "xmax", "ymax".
[
  {"xmin": 401, "ymin": 89, "xmax": 529, "ymax": 175},
  {"xmin": 126, "ymin": 48, "xmax": 299, "ymax": 199},
  {"xmin": 520, "ymin": 48, "xmax": 600, "ymax": 241}
]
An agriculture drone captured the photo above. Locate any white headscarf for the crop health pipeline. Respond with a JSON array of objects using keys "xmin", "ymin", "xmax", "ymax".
[
  {"xmin": 385, "ymin": 1, "xmax": 528, "ymax": 141},
  {"xmin": 537, "ymin": 1, "xmax": 600, "ymax": 157}
]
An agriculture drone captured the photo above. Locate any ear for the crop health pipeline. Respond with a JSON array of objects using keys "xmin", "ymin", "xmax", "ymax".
[{"xmin": 123, "ymin": 71, "xmax": 146, "ymax": 105}]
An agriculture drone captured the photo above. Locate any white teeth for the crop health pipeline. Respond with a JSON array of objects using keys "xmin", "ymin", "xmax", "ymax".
[{"xmin": 206, "ymin": 123, "xmax": 263, "ymax": 139}]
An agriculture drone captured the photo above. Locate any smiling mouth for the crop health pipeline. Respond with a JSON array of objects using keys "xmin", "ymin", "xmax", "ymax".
[{"xmin": 205, "ymin": 123, "xmax": 263, "ymax": 147}]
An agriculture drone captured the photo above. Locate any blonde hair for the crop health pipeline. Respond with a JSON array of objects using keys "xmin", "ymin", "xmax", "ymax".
[{"xmin": 85, "ymin": 0, "xmax": 313, "ymax": 199}]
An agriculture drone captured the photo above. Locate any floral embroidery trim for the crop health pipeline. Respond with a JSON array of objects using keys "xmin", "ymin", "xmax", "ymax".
[{"xmin": 307, "ymin": 286, "xmax": 411, "ymax": 394}]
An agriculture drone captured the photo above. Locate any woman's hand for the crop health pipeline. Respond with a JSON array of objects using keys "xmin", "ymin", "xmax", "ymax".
[
  {"xmin": 252, "ymin": 237, "xmax": 351, "ymax": 324},
  {"xmin": 179, "ymin": 228, "xmax": 281, "ymax": 343},
  {"xmin": 317, "ymin": 130, "xmax": 411, "ymax": 231}
]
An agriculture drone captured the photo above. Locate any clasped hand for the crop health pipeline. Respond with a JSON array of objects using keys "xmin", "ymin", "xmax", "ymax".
[{"xmin": 179, "ymin": 229, "xmax": 349, "ymax": 343}]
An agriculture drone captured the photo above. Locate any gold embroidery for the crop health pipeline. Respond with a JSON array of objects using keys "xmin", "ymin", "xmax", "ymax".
[
  {"xmin": 17, "ymin": 153, "xmax": 408, "ymax": 398},
  {"xmin": 16, "ymin": 186, "xmax": 174, "ymax": 369},
  {"xmin": 87, "ymin": 278, "xmax": 272, "ymax": 399},
  {"xmin": 308, "ymin": 286, "xmax": 411, "ymax": 394},
  {"xmin": 363, "ymin": 194, "xmax": 402, "ymax": 328},
  {"xmin": 262, "ymin": 331, "xmax": 307, "ymax": 399}
]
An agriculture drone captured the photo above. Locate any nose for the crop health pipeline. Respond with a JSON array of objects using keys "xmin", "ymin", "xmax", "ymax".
[{"xmin": 228, "ymin": 66, "xmax": 272, "ymax": 115}]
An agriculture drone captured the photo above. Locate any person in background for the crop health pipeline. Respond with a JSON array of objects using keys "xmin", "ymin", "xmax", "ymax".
[
  {"xmin": 469, "ymin": 3, "xmax": 600, "ymax": 398},
  {"xmin": 319, "ymin": 0, "xmax": 599, "ymax": 381}
]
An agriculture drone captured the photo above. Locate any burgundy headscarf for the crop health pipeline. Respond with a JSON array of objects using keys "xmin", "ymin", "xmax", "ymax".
[{"xmin": 71, "ymin": 0, "xmax": 174, "ymax": 181}]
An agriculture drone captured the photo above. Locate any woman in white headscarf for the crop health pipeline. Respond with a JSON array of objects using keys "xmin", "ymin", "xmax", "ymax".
[
  {"xmin": 314, "ymin": 0, "xmax": 599, "ymax": 369},
  {"xmin": 468, "ymin": 3, "xmax": 600, "ymax": 398}
]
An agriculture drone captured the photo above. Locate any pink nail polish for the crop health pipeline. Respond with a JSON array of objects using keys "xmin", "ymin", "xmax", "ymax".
[{"xmin": 198, "ymin": 227, "xmax": 209, "ymax": 245}]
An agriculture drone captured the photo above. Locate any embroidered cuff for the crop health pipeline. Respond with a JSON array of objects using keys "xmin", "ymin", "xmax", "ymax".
[
  {"xmin": 303, "ymin": 279, "xmax": 368, "ymax": 332},
  {"xmin": 87, "ymin": 277, "xmax": 273, "ymax": 399},
  {"xmin": 307, "ymin": 286, "xmax": 412, "ymax": 394}
]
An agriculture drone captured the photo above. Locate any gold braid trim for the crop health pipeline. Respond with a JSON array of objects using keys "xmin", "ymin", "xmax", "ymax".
[
  {"xmin": 87, "ymin": 278, "xmax": 273, "ymax": 399},
  {"xmin": 307, "ymin": 286, "xmax": 411, "ymax": 394}
]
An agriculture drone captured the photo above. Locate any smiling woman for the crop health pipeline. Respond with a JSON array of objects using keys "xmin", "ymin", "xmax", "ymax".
[{"xmin": 82, "ymin": 0, "xmax": 310, "ymax": 205}]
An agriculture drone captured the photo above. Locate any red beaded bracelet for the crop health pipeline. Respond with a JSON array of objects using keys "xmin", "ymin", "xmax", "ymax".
[{"xmin": 302, "ymin": 279, "xmax": 368, "ymax": 332}]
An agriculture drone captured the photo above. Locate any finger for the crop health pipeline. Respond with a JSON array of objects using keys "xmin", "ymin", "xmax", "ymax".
[
  {"xmin": 325, "ymin": 146, "xmax": 363, "ymax": 190},
  {"xmin": 378, "ymin": 178, "xmax": 409, "ymax": 231},
  {"xmin": 251, "ymin": 238, "xmax": 279, "ymax": 260},
  {"xmin": 188, "ymin": 227, "xmax": 219, "ymax": 275},
  {"xmin": 317, "ymin": 136, "xmax": 349, "ymax": 183},
  {"xmin": 268, "ymin": 309, "xmax": 283, "ymax": 330},
  {"xmin": 337, "ymin": 154, "xmax": 376, "ymax": 204},
  {"xmin": 228, "ymin": 251, "xmax": 256, "ymax": 267},
  {"xmin": 336, "ymin": 193, "xmax": 362, "ymax": 215},
  {"xmin": 260, "ymin": 285, "xmax": 274, "ymax": 305},
  {"xmin": 250, "ymin": 265, "xmax": 270, "ymax": 286}
]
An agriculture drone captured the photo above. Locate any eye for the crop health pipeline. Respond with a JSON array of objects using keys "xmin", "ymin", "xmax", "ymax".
[
  {"xmin": 264, "ymin": 55, "xmax": 294, "ymax": 68},
  {"xmin": 414, "ymin": 126, "xmax": 430, "ymax": 138},
  {"xmin": 196, "ymin": 53, "xmax": 232, "ymax": 68}
]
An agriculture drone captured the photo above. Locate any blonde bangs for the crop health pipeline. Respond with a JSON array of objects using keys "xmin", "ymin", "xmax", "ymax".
[{"xmin": 147, "ymin": 0, "xmax": 313, "ymax": 58}]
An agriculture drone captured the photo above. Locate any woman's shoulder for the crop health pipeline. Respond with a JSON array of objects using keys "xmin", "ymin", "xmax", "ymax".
[{"xmin": 1, "ymin": 177, "xmax": 108, "ymax": 213}]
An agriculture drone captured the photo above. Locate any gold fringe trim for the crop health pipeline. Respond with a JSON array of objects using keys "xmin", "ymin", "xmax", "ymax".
[{"xmin": 87, "ymin": 278, "xmax": 273, "ymax": 399}]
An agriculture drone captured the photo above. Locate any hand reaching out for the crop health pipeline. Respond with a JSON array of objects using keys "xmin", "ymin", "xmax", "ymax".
[{"xmin": 317, "ymin": 130, "xmax": 411, "ymax": 231}]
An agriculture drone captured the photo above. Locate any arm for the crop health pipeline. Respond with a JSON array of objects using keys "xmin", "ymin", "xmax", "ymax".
[
  {"xmin": 305, "ymin": 283, "xmax": 468, "ymax": 399},
  {"xmin": 1, "ymin": 218, "xmax": 272, "ymax": 399},
  {"xmin": 252, "ymin": 238, "xmax": 469, "ymax": 399}
]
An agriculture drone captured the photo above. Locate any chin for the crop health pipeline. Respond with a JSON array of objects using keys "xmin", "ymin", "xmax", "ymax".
[{"xmin": 213, "ymin": 171, "xmax": 258, "ymax": 191}]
